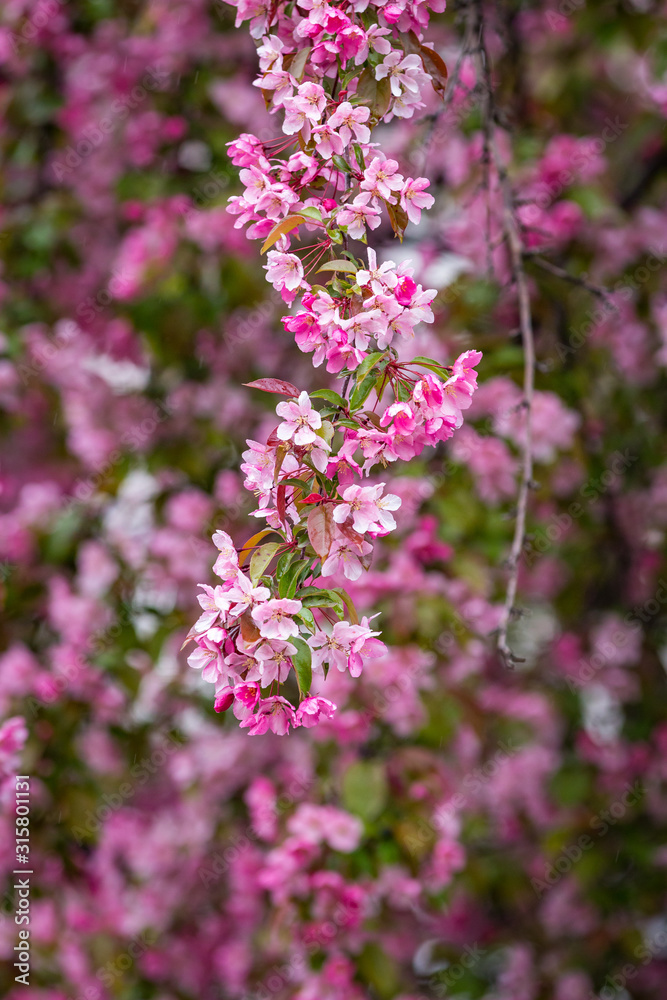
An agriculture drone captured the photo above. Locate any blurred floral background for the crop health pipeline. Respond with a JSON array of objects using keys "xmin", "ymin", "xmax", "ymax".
[{"xmin": 1, "ymin": 0, "xmax": 667, "ymax": 998}]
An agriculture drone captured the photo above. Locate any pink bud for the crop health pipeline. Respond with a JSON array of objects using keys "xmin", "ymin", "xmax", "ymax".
[
  {"xmin": 214, "ymin": 689, "xmax": 234, "ymax": 713},
  {"xmin": 383, "ymin": 3, "xmax": 403, "ymax": 23},
  {"xmin": 395, "ymin": 276, "xmax": 417, "ymax": 306}
]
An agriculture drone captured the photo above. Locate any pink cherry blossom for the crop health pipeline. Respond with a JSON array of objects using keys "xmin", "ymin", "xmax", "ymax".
[
  {"xmin": 336, "ymin": 193, "xmax": 382, "ymax": 240},
  {"xmin": 225, "ymin": 572, "xmax": 271, "ymax": 617},
  {"xmin": 252, "ymin": 598, "xmax": 303, "ymax": 639},
  {"xmin": 264, "ymin": 251, "xmax": 305, "ymax": 293},
  {"xmin": 276, "ymin": 390, "xmax": 322, "ymax": 445},
  {"xmin": 327, "ymin": 102, "xmax": 371, "ymax": 145},
  {"xmin": 400, "ymin": 176, "xmax": 434, "ymax": 225},
  {"xmin": 239, "ymin": 695, "xmax": 297, "ymax": 735},
  {"xmin": 333, "ymin": 482, "xmax": 402, "ymax": 535},
  {"xmin": 360, "ymin": 156, "xmax": 404, "ymax": 201},
  {"xmin": 296, "ymin": 696, "xmax": 337, "ymax": 728}
]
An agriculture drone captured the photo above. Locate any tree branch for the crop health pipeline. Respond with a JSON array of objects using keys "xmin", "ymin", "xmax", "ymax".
[{"xmin": 472, "ymin": 0, "xmax": 534, "ymax": 667}]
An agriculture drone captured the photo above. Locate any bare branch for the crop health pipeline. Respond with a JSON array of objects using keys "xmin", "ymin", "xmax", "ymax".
[{"xmin": 471, "ymin": 0, "xmax": 534, "ymax": 668}]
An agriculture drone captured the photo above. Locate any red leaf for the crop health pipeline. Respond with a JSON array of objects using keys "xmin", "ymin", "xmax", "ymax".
[
  {"xmin": 277, "ymin": 483, "xmax": 287, "ymax": 524},
  {"xmin": 244, "ymin": 378, "xmax": 300, "ymax": 397},
  {"xmin": 307, "ymin": 505, "xmax": 335, "ymax": 559},
  {"xmin": 302, "ymin": 493, "xmax": 325, "ymax": 504}
]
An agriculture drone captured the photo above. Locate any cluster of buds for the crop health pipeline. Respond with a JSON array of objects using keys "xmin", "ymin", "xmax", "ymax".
[{"xmin": 186, "ymin": 0, "xmax": 482, "ymax": 733}]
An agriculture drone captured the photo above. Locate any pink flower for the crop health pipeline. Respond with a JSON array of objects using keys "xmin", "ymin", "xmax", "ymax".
[
  {"xmin": 355, "ymin": 247, "xmax": 398, "ymax": 294},
  {"xmin": 191, "ymin": 583, "xmax": 222, "ymax": 634},
  {"xmin": 296, "ymin": 696, "xmax": 337, "ymax": 728},
  {"xmin": 360, "ymin": 156, "xmax": 404, "ymax": 201},
  {"xmin": 400, "ymin": 176, "xmax": 434, "ymax": 225},
  {"xmin": 264, "ymin": 251, "xmax": 304, "ymax": 293},
  {"xmin": 225, "ymin": 572, "xmax": 271, "ymax": 617},
  {"xmin": 282, "ymin": 83, "xmax": 327, "ymax": 136},
  {"xmin": 187, "ymin": 628, "xmax": 227, "ymax": 684},
  {"xmin": 252, "ymin": 598, "xmax": 302, "ymax": 639},
  {"xmin": 321, "ymin": 807, "xmax": 363, "ymax": 852},
  {"xmin": 308, "ymin": 621, "xmax": 359, "ymax": 673},
  {"xmin": 375, "ymin": 51, "xmax": 426, "ymax": 98},
  {"xmin": 336, "ymin": 193, "xmax": 381, "ymax": 240},
  {"xmin": 0, "ymin": 717, "xmax": 28, "ymax": 760},
  {"xmin": 321, "ymin": 536, "xmax": 373, "ymax": 581},
  {"xmin": 232, "ymin": 681, "xmax": 261, "ymax": 720},
  {"xmin": 276, "ymin": 390, "xmax": 322, "ymax": 445},
  {"xmin": 239, "ymin": 163, "xmax": 273, "ymax": 204},
  {"xmin": 313, "ymin": 123, "xmax": 345, "ymax": 159},
  {"xmin": 307, "ymin": 618, "xmax": 384, "ymax": 677},
  {"xmin": 333, "ymin": 482, "xmax": 402, "ymax": 535},
  {"xmin": 327, "ymin": 101, "xmax": 371, "ymax": 145},
  {"xmin": 380, "ymin": 401, "xmax": 417, "ymax": 435},
  {"xmin": 297, "ymin": 0, "xmax": 333, "ymax": 27},
  {"xmin": 251, "ymin": 640, "xmax": 297, "ymax": 684},
  {"xmin": 212, "ymin": 530, "xmax": 239, "ymax": 579},
  {"xmin": 255, "ymin": 184, "xmax": 300, "ymax": 221},
  {"xmin": 240, "ymin": 695, "xmax": 297, "ymax": 735}
]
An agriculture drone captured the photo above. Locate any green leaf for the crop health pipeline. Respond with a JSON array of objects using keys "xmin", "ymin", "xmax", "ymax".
[
  {"xmin": 279, "ymin": 476, "xmax": 312, "ymax": 492},
  {"xmin": 249, "ymin": 542, "xmax": 282, "ymax": 584},
  {"xmin": 238, "ymin": 528, "xmax": 277, "ymax": 566},
  {"xmin": 333, "ymin": 587, "xmax": 359, "ymax": 625},
  {"xmin": 286, "ymin": 46, "xmax": 310, "ymax": 82},
  {"xmin": 353, "ymin": 143, "xmax": 366, "ymax": 172},
  {"xmin": 318, "ymin": 259, "xmax": 358, "ymax": 274},
  {"xmin": 332, "ymin": 154, "xmax": 352, "ymax": 174},
  {"xmin": 302, "ymin": 592, "xmax": 344, "ymax": 610},
  {"xmin": 279, "ymin": 560, "xmax": 302, "ymax": 599},
  {"xmin": 298, "ymin": 205, "xmax": 323, "ymax": 222},
  {"xmin": 385, "ymin": 199, "xmax": 409, "ymax": 240},
  {"xmin": 354, "ymin": 350, "xmax": 386, "ymax": 384},
  {"xmin": 275, "ymin": 549, "xmax": 294, "ymax": 585},
  {"xmin": 342, "ymin": 761, "xmax": 388, "ymax": 821},
  {"xmin": 296, "ymin": 608, "xmax": 317, "ymax": 632},
  {"xmin": 310, "ymin": 388, "xmax": 347, "ymax": 408},
  {"xmin": 291, "ymin": 636, "xmax": 312, "ymax": 697},
  {"xmin": 349, "ymin": 372, "xmax": 378, "ymax": 411}
]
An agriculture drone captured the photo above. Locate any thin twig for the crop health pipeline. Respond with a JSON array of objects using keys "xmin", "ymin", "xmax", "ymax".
[
  {"xmin": 472, "ymin": 0, "xmax": 533, "ymax": 667},
  {"xmin": 527, "ymin": 254, "xmax": 616, "ymax": 303}
]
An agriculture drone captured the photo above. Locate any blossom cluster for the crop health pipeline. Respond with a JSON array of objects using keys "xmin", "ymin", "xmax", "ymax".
[{"xmin": 186, "ymin": 0, "xmax": 481, "ymax": 731}]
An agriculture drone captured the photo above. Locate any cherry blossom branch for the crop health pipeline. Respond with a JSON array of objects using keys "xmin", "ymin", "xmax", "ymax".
[{"xmin": 184, "ymin": 0, "xmax": 482, "ymax": 732}]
